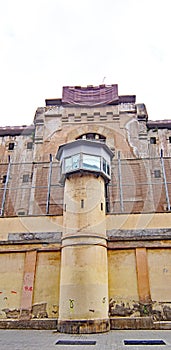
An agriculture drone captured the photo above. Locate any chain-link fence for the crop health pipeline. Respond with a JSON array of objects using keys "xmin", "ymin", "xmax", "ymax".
[{"xmin": 0, "ymin": 156, "xmax": 171, "ymax": 216}]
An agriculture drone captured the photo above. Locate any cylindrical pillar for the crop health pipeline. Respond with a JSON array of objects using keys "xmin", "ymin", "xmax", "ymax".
[{"xmin": 58, "ymin": 173, "xmax": 109, "ymax": 333}]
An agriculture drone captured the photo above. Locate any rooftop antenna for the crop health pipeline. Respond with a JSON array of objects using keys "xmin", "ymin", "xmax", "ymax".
[{"xmin": 102, "ymin": 77, "xmax": 106, "ymax": 84}]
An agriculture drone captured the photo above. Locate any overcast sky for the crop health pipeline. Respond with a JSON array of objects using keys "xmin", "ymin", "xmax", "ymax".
[{"xmin": 1, "ymin": 0, "xmax": 171, "ymax": 126}]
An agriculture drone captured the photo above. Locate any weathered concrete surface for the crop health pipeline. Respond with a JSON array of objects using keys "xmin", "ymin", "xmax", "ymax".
[
  {"xmin": 110, "ymin": 317, "xmax": 154, "ymax": 330},
  {"xmin": 0, "ymin": 319, "xmax": 57, "ymax": 329},
  {"xmin": 8, "ymin": 231, "xmax": 62, "ymax": 242},
  {"xmin": 1, "ymin": 317, "xmax": 171, "ymax": 331},
  {"xmin": 107, "ymin": 228, "xmax": 171, "ymax": 240},
  {"xmin": 1, "ymin": 329, "xmax": 171, "ymax": 350}
]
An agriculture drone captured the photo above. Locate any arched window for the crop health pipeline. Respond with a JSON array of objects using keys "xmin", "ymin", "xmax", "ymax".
[{"xmin": 76, "ymin": 133, "xmax": 106, "ymax": 143}]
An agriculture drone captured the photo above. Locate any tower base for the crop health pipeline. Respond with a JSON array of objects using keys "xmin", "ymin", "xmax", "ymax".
[{"xmin": 57, "ymin": 318, "xmax": 110, "ymax": 334}]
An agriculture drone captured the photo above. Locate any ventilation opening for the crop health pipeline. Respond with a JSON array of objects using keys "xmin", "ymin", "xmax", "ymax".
[
  {"xmin": 124, "ymin": 340, "xmax": 166, "ymax": 345},
  {"xmin": 56, "ymin": 340, "xmax": 96, "ymax": 345}
]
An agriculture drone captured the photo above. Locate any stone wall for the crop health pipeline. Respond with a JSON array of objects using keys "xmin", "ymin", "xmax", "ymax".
[{"xmin": 0, "ymin": 215, "xmax": 171, "ymax": 325}]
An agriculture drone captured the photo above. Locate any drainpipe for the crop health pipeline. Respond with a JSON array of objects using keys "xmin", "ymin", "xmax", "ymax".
[
  {"xmin": 1, "ymin": 156, "xmax": 11, "ymax": 217},
  {"xmin": 118, "ymin": 151, "xmax": 124, "ymax": 212},
  {"xmin": 46, "ymin": 154, "xmax": 53, "ymax": 214},
  {"xmin": 160, "ymin": 149, "xmax": 170, "ymax": 211}
]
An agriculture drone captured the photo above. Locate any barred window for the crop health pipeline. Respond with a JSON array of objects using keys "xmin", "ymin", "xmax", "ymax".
[
  {"xmin": 23, "ymin": 174, "xmax": 30, "ymax": 183},
  {"xmin": 27, "ymin": 142, "xmax": 33, "ymax": 150},
  {"xmin": 154, "ymin": 169, "xmax": 161, "ymax": 178}
]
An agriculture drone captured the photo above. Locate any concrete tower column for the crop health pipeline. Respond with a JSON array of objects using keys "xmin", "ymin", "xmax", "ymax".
[{"xmin": 56, "ymin": 140, "xmax": 113, "ymax": 333}]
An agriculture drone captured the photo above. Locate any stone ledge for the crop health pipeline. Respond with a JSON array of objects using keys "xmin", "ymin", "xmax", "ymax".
[
  {"xmin": 57, "ymin": 319, "xmax": 110, "ymax": 334},
  {"xmin": 0, "ymin": 318, "xmax": 57, "ymax": 330},
  {"xmin": 1, "ymin": 317, "xmax": 171, "ymax": 331},
  {"xmin": 8, "ymin": 232, "xmax": 62, "ymax": 242},
  {"xmin": 110, "ymin": 317, "xmax": 154, "ymax": 330},
  {"xmin": 153, "ymin": 321, "xmax": 171, "ymax": 330},
  {"xmin": 107, "ymin": 229, "xmax": 171, "ymax": 241}
]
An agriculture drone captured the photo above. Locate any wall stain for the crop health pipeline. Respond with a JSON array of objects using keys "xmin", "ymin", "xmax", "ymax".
[{"xmin": 109, "ymin": 299, "xmax": 171, "ymax": 320}]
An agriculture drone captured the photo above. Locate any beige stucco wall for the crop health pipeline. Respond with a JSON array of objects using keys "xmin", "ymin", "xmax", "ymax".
[
  {"xmin": 1, "ymin": 212, "xmax": 171, "ymax": 241},
  {"xmin": 33, "ymin": 251, "xmax": 61, "ymax": 318},
  {"xmin": 59, "ymin": 245, "xmax": 108, "ymax": 321},
  {"xmin": 1, "ymin": 213, "xmax": 171, "ymax": 320},
  {"xmin": 148, "ymin": 249, "xmax": 171, "ymax": 302},
  {"xmin": 0, "ymin": 253, "xmax": 25, "ymax": 317},
  {"xmin": 108, "ymin": 249, "xmax": 139, "ymax": 302},
  {"xmin": 106, "ymin": 212, "xmax": 171, "ymax": 230},
  {"xmin": 0, "ymin": 216, "xmax": 63, "ymax": 241}
]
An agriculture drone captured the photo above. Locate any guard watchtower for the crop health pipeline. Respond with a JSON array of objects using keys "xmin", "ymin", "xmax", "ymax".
[{"xmin": 56, "ymin": 139, "xmax": 113, "ymax": 333}]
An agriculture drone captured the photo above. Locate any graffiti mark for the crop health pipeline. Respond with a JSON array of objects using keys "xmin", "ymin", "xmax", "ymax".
[
  {"xmin": 52, "ymin": 304, "xmax": 58, "ymax": 314},
  {"xmin": 89, "ymin": 309, "xmax": 95, "ymax": 313},
  {"xmin": 102, "ymin": 297, "xmax": 106, "ymax": 304},
  {"xmin": 11, "ymin": 291, "xmax": 17, "ymax": 294},
  {"xmin": 24, "ymin": 286, "xmax": 33, "ymax": 292},
  {"xmin": 163, "ymin": 268, "xmax": 168, "ymax": 273},
  {"xmin": 69, "ymin": 299, "xmax": 74, "ymax": 309}
]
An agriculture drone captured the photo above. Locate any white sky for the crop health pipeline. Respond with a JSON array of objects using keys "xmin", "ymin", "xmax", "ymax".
[{"xmin": 0, "ymin": 0, "xmax": 171, "ymax": 126}]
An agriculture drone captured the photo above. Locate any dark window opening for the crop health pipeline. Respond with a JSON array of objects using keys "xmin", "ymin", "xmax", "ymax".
[
  {"xmin": 2, "ymin": 175, "xmax": 7, "ymax": 184},
  {"xmin": 101, "ymin": 202, "xmax": 103, "ymax": 211},
  {"xmin": 8, "ymin": 142, "xmax": 15, "ymax": 150},
  {"xmin": 105, "ymin": 184, "xmax": 110, "ymax": 213},
  {"xmin": 154, "ymin": 169, "xmax": 161, "ymax": 178},
  {"xmin": 169, "ymin": 136, "xmax": 171, "ymax": 143},
  {"xmin": 17, "ymin": 211, "xmax": 26, "ymax": 216},
  {"xmin": 81, "ymin": 199, "xmax": 84, "ymax": 208},
  {"xmin": 107, "ymin": 164, "xmax": 110, "ymax": 175},
  {"xmin": 23, "ymin": 174, "xmax": 29, "ymax": 183},
  {"xmin": 27, "ymin": 142, "xmax": 33, "ymax": 150},
  {"xmin": 150, "ymin": 137, "xmax": 156, "ymax": 144},
  {"xmin": 76, "ymin": 133, "xmax": 106, "ymax": 143}
]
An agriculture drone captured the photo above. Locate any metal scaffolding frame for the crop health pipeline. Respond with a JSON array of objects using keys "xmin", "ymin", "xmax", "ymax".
[{"xmin": 0, "ymin": 155, "xmax": 171, "ymax": 216}]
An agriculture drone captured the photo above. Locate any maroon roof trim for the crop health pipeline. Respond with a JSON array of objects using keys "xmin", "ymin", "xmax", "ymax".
[
  {"xmin": 147, "ymin": 120, "xmax": 171, "ymax": 129},
  {"xmin": 0, "ymin": 125, "xmax": 35, "ymax": 136}
]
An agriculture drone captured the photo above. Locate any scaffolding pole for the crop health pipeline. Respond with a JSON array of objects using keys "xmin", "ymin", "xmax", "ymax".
[
  {"xmin": 118, "ymin": 151, "xmax": 124, "ymax": 212},
  {"xmin": 1, "ymin": 156, "xmax": 11, "ymax": 217},
  {"xmin": 160, "ymin": 149, "xmax": 171, "ymax": 211},
  {"xmin": 46, "ymin": 154, "xmax": 53, "ymax": 215}
]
